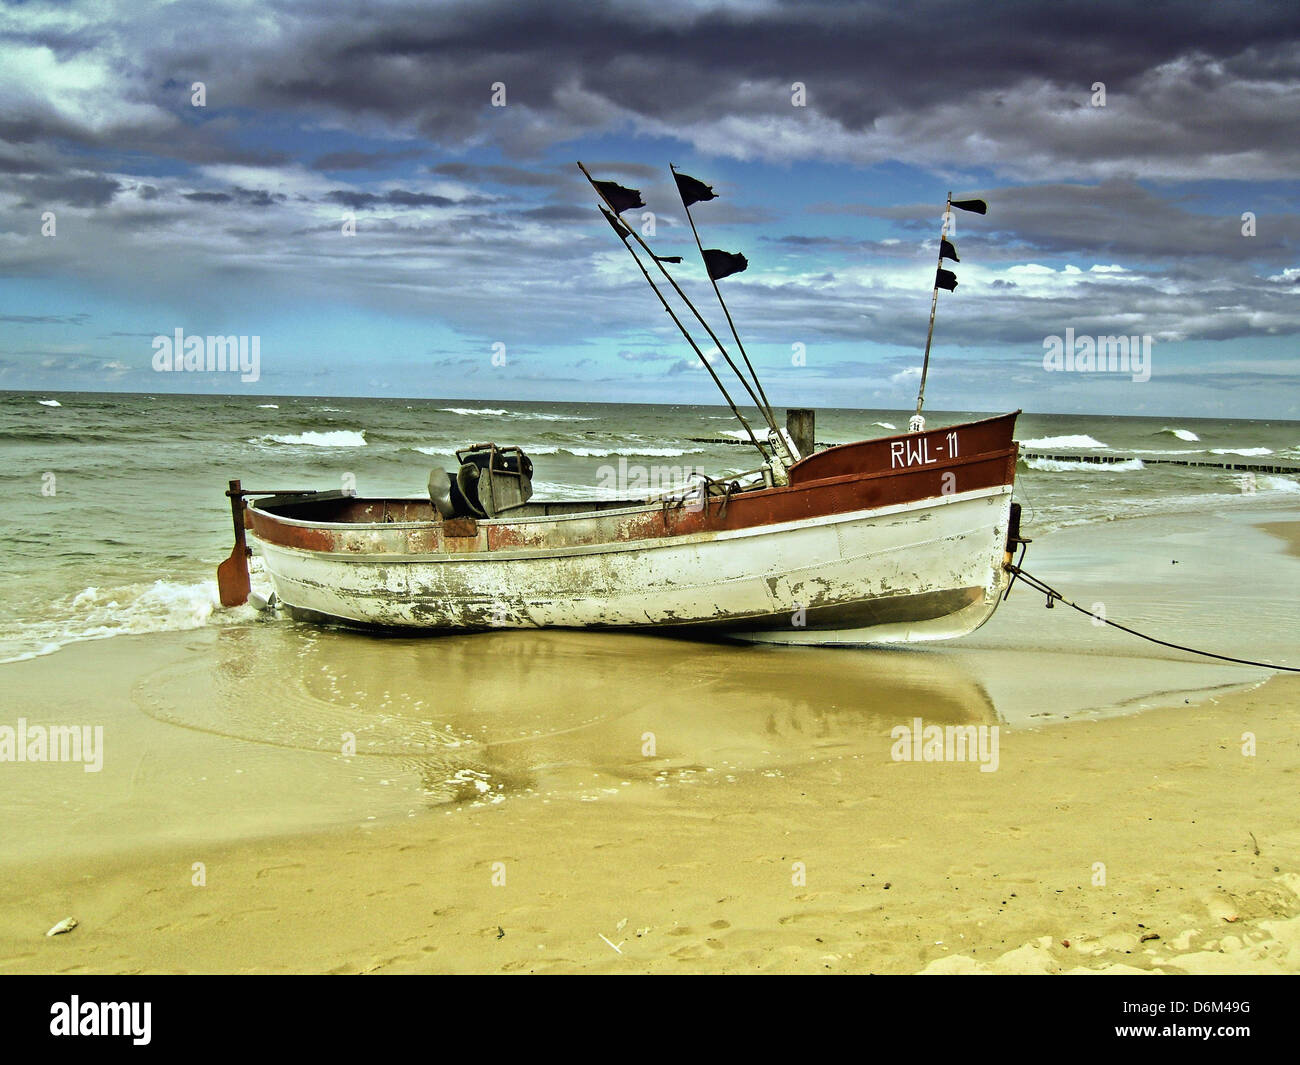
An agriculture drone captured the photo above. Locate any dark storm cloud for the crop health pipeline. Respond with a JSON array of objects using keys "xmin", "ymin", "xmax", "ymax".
[
  {"xmin": 107, "ymin": 0, "xmax": 1293, "ymax": 175},
  {"xmin": 324, "ymin": 188, "xmax": 463, "ymax": 209},
  {"xmin": 10, "ymin": 173, "xmax": 120, "ymax": 208},
  {"xmin": 1, "ymin": 1, "xmax": 1297, "ymax": 410},
  {"xmin": 8, "ymin": 2, "xmax": 1299, "ymax": 180},
  {"xmin": 183, "ymin": 186, "xmax": 287, "ymax": 207},
  {"xmin": 832, "ymin": 181, "xmax": 1299, "ymax": 264},
  {"xmin": 312, "ymin": 148, "xmax": 425, "ymax": 170},
  {"xmin": 516, "ymin": 204, "xmax": 592, "ymax": 223},
  {"xmin": 0, "ymin": 151, "xmax": 56, "ymax": 175},
  {"xmin": 431, "ymin": 163, "xmax": 571, "ymax": 188}
]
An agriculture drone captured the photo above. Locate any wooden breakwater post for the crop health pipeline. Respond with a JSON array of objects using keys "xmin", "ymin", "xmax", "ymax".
[
  {"xmin": 786, "ymin": 409, "xmax": 815, "ymax": 459},
  {"xmin": 1021, "ymin": 451, "xmax": 1300, "ymax": 475}
]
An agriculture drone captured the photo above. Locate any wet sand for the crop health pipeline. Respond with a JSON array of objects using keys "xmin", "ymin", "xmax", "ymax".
[
  {"xmin": 1, "ymin": 507, "xmax": 1297, "ymax": 973},
  {"xmin": 1261, "ymin": 520, "xmax": 1300, "ymax": 558},
  {"xmin": 4, "ymin": 670, "xmax": 1298, "ymax": 975}
]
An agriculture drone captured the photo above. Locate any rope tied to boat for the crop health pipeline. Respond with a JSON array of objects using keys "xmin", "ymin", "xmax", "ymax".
[{"xmin": 1004, "ymin": 563, "xmax": 1300, "ymax": 673}]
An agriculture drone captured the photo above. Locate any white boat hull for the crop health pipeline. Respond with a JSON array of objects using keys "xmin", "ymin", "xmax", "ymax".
[{"xmin": 253, "ymin": 484, "xmax": 1013, "ymax": 645}]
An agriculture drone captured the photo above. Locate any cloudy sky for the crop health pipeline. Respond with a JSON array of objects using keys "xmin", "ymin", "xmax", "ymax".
[{"xmin": 1, "ymin": 0, "xmax": 1297, "ymax": 417}]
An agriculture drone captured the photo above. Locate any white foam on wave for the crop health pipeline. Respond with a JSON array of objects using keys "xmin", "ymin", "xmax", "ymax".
[
  {"xmin": 413, "ymin": 444, "xmax": 561, "ymax": 456},
  {"xmin": 438, "ymin": 406, "xmax": 593, "ymax": 422},
  {"xmin": 39, "ymin": 399, "xmax": 61, "ymax": 407},
  {"xmin": 254, "ymin": 430, "xmax": 367, "ymax": 447},
  {"xmin": 1026, "ymin": 457, "xmax": 1144, "ymax": 473},
  {"xmin": 530, "ymin": 479, "xmax": 624, "ymax": 502},
  {"xmin": 872, "ymin": 421, "xmax": 898, "ymax": 430},
  {"xmin": 257, "ymin": 403, "xmax": 279, "ymax": 409},
  {"xmin": 1259, "ymin": 475, "xmax": 1300, "ymax": 493},
  {"xmin": 564, "ymin": 446, "xmax": 702, "ymax": 458},
  {"xmin": 1210, "ymin": 447, "xmax": 1273, "ymax": 457},
  {"xmin": 1157, "ymin": 427, "xmax": 1200, "ymax": 441},
  {"xmin": 1019, "ymin": 434, "xmax": 1110, "ymax": 449},
  {"xmin": 0, "ymin": 575, "xmax": 269, "ymax": 665}
]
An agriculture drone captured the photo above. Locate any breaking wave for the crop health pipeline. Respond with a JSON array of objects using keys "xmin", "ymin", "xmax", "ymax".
[
  {"xmin": 437, "ymin": 407, "xmax": 594, "ymax": 422},
  {"xmin": 254, "ymin": 430, "xmax": 367, "ymax": 447},
  {"xmin": 1210, "ymin": 447, "xmax": 1273, "ymax": 457},
  {"xmin": 1025, "ymin": 457, "xmax": 1145, "ymax": 473},
  {"xmin": 1018, "ymin": 434, "xmax": 1110, "ymax": 449},
  {"xmin": 1259, "ymin": 475, "xmax": 1300, "ymax": 493},
  {"xmin": 1156, "ymin": 427, "xmax": 1200, "ymax": 442},
  {"xmin": 38, "ymin": 399, "xmax": 61, "ymax": 407},
  {"xmin": 411, "ymin": 445, "xmax": 561, "ymax": 457},
  {"xmin": 0, "ymin": 576, "xmax": 268, "ymax": 665},
  {"xmin": 563, "ymin": 446, "xmax": 703, "ymax": 458}
]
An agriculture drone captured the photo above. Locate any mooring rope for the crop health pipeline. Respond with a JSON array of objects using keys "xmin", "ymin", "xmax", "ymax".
[{"xmin": 1005, "ymin": 565, "xmax": 1300, "ymax": 673}]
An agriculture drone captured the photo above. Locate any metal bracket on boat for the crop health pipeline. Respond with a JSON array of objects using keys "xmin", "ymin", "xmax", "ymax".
[{"xmin": 1001, "ymin": 501, "xmax": 1032, "ymax": 601}]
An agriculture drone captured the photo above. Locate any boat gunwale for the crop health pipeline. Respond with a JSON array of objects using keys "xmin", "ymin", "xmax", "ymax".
[
  {"xmin": 247, "ymin": 436, "xmax": 1021, "ymax": 535},
  {"xmin": 249, "ymin": 482, "xmax": 1014, "ymax": 564}
]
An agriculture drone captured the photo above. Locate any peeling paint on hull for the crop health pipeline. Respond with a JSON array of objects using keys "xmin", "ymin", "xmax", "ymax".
[
  {"xmin": 243, "ymin": 414, "xmax": 1021, "ymax": 646},
  {"xmin": 254, "ymin": 487, "xmax": 1013, "ymax": 645}
]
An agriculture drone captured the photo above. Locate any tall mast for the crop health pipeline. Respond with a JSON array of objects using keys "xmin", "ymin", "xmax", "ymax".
[
  {"xmin": 913, "ymin": 190, "xmax": 951, "ymax": 430},
  {"xmin": 912, "ymin": 191, "xmax": 986, "ymax": 431},
  {"xmin": 671, "ymin": 164, "xmax": 777, "ymax": 432},
  {"xmin": 597, "ymin": 206, "xmax": 769, "ymax": 464},
  {"xmin": 577, "ymin": 162, "xmax": 780, "ymax": 445}
]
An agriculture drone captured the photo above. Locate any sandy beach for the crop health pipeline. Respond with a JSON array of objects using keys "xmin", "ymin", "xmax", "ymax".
[{"xmin": 2, "ymin": 505, "xmax": 1297, "ymax": 974}]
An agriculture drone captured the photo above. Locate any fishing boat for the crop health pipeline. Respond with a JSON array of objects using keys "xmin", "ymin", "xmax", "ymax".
[{"xmin": 217, "ymin": 167, "xmax": 1025, "ymax": 645}]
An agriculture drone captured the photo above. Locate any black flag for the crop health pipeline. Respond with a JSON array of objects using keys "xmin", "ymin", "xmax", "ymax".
[
  {"xmin": 673, "ymin": 171, "xmax": 717, "ymax": 207},
  {"xmin": 601, "ymin": 207, "xmax": 681, "ymax": 261},
  {"xmin": 940, "ymin": 238, "xmax": 959, "ymax": 263},
  {"xmin": 600, "ymin": 206, "xmax": 630, "ymax": 240},
  {"xmin": 703, "ymin": 249, "xmax": 748, "ymax": 280},
  {"xmin": 936, "ymin": 267, "xmax": 958, "ymax": 291},
  {"xmin": 594, "ymin": 180, "xmax": 645, "ymax": 215},
  {"xmin": 950, "ymin": 198, "xmax": 987, "ymax": 215}
]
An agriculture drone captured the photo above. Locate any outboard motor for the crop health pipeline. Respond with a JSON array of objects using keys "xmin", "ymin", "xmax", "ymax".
[{"xmin": 429, "ymin": 444, "xmax": 534, "ymax": 519}]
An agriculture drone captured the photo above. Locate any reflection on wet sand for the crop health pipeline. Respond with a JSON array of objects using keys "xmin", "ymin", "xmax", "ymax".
[{"xmin": 134, "ymin": 622, "xmax": 998, "ymax": 808}]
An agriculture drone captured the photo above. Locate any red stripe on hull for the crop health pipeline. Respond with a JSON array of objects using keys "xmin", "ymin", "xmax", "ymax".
[{"xmin": 245, "ymin": 413, "xmax": 1020, "ymax": 556}]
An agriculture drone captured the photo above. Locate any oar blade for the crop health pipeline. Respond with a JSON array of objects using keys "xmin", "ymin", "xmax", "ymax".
[{"xmin": 217, "ymin": 548, "xmax": 251, "ymax": 607}]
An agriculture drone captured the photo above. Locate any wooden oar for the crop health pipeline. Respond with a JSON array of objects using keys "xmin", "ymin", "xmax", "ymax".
[{"xmin": 217, "ymin": 478, "xmax": 251, "ymax": 607}]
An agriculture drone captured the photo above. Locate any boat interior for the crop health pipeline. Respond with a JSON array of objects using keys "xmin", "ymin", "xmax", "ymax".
[{"xmin": 252, "ymin": 493, "xmax": 657, "ymax": 525}]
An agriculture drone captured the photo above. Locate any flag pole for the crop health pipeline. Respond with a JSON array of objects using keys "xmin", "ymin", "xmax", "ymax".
[
  {"xmin": 597, "ymin": 208, "xmax": 770, "ymax": 464},
  {"xmin": 577, "ymin": 162, "xmax": 779, "ymax": 444},
  {"xmin": 912, "ymin": 191, "xmax": 951, "ymax": 430},
  {"xmin": 671, "ymin": 164, "xmax": 778, "ymax": 433}
]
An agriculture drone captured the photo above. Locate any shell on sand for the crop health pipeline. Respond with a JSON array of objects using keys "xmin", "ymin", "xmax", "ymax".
[{"xmin": 46, "ymin": 917, "xmax": 78, "ymax": 937}]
